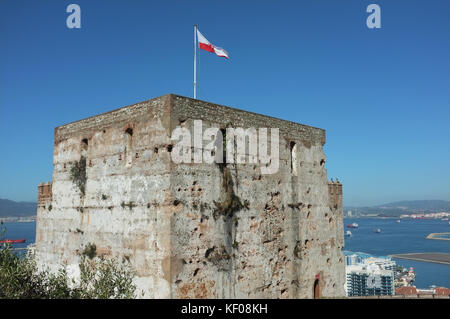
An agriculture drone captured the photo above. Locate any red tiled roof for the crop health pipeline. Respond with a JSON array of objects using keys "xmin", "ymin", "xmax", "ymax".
[
  {"xmin": 395, "ymin": 286, "xmax": 417, "ymax": 295},
  {"xmin": 435, "ymin": 288, "xmax": 450, "ymax": 296}
]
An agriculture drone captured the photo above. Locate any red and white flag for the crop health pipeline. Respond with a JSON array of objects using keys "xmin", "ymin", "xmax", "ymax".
[{"xmin": 197, "ymin": 29, "xmax": 229, "ymax": 59}]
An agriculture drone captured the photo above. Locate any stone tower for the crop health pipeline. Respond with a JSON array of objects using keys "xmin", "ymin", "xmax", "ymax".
[{"xmin": 35, "ymin": 94, "xmax": 345, "ymax": 298}]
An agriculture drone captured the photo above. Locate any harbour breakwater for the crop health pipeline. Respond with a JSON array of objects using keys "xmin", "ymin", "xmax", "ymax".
[
  {"xmin": 426, "ymin": 232, "xmax": 450, "ymax": 241},
  {"xmin": 390, "ymin": 253, "xmax": 450, "ymax": 266}
]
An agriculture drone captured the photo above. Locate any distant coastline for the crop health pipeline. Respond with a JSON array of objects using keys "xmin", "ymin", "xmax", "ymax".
[
  {"xmin": 0, "ymin": 216, "xmax": 36, "ymax": 223},
  {"xmin": 0, "ymin": 198, "xmax": 37, "ymax": 218},
  {"xmin": 344, "ymin": 200, "xmax": 450, "ymax": 218}
]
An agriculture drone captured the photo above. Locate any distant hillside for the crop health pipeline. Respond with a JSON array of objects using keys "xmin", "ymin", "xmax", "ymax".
[
  {"xmin": 377, "ymin": 200, "xmax": 450, "ymax": 211},
  {"xmin": 345, "ymin": 200, "xmax": 450, "ymax": 217},
  {"xmin": 0, "ymin": 199, "xmax": 37, "ymax": 217}
]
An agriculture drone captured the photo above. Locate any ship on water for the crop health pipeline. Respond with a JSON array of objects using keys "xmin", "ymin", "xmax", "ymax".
[
  {"xmin": 346, "ymin": 223, "xmax": 359, "ymax": 228},
  {"xmin": 373, "ymin": 228, "xmax": 382, "ymax": 233},
  {"xmin": 0, "ymin": 239, "xmax": 26, "ymax": 244},
  {"xmin": 346, "ymin": 230, "xmax": 352, "ymax": 237},
  {"xmin": 17, "ymin": 218, "xmax": 35, "ymax": 223}
]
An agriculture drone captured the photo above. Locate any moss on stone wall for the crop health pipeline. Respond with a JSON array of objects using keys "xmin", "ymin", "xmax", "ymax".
[
  {"xmin": 70, "ymin": 156, "xmax": 87, "ymax": 196},
  {"xmin": 213, "ymin": 165, "xmax": 248, "ymax": 220}
]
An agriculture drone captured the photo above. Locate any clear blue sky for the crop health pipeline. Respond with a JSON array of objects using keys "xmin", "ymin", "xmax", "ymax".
[{"xmin": 0, "ymin": 0, "xmax": 449, "ymax": 206}]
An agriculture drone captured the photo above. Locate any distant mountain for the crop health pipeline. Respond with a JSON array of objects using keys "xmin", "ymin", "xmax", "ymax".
[
  {"xmin": 376, "ymin": 200, "xmax": 450, "ymax": 211},
  {"xmin": 345, "ymin": 200, "xmax": 450, "ymax": 217},
  {"xmin": 0, "ymin": 199, "xmax": 37, "ymax": 217}
]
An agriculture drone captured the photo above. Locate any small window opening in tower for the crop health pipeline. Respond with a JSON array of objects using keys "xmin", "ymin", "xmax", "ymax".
[
  {"xmin": 313, "ymin": 279, "xmax": 320, "ymax": 299},
  {"xmin": 81, "ymin": 138, "xmax": 88, "ymax": 156},
  {"xmin": 125, "ymin": 128, "xmax": 133, "ymax": 166},
  {"xmin": 220, "ymin": 128, "xmax": 226, "ymax": 164},
  {"xmin": 320, "ymin": 159, "xmax": 325, "ymax": 167},
  {"xmin": 290, "ymin": 141, "xmax": 298, "ymax": 176}
]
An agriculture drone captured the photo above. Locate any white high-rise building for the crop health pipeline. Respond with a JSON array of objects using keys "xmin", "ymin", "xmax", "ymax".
[
  {"xmin": 343, "ymin": 251, "xmax": 396, "ymax": 296},
  {"xmin": 345, "ymin": 264, "xmax": 395, "ymax": 296}
]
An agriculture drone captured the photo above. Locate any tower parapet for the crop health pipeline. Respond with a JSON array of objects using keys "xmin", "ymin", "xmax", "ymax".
[
  {"xmin": 328, "ymin": 179, "xmax": 344, "ymax": 248},
  {"xmin": 328, "ymin": 179, "xmax": 342, "ymax": 210},
  {"xmin": 37, "ymin": 181, "xmax": 52, "ymax": 211}
]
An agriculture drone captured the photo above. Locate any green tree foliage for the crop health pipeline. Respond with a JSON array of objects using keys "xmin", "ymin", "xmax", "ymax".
[{"xmin": 0, "ymin": 224, "xmax": 139, "ymax": 299}]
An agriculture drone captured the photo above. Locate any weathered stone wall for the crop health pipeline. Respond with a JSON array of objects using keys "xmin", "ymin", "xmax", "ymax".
[
  {"xmin": 36, "ymin": 95, "xmax": 175, "ymax": 297},
  {"xmin": 167, "ymin": 96, "xmax": 344, "ymax": 298},
  {"xmin": 35, "ymin": 94, "xmax": 345, "ymax": 298}
]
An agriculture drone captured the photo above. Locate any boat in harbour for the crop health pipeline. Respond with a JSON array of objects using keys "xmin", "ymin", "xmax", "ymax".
[{"xmin": 0, "ymin": 239, "xmax": 26, "ymax": 244}]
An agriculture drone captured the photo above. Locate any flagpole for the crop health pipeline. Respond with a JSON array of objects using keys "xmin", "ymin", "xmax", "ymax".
[{"xmin": 193, "ymin": 24, "xmax": 197, "ymax": 99}]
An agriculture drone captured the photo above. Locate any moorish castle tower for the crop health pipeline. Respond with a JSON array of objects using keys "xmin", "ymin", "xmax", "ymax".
[{"xmin": 35, "ymin": 94, "xmax": 345, "ymax": 298}]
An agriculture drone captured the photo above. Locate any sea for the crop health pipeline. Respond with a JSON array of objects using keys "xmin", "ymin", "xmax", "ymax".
[
  {"xmin": 344, "ymin": 217, "xmax": 450, "ymax": 289},
  {"xmin": 1, "ymin": 218, "xmax": 449, "ymax": 289}
]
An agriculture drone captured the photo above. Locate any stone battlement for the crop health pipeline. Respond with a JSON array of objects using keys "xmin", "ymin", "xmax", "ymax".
[
  {"xmin": 54, "ymin": 94, "xmax": 325, "ymax": 145},
  {"xmin": 37, "ymin": 182, "xmax": 52, "ymax": 208}
]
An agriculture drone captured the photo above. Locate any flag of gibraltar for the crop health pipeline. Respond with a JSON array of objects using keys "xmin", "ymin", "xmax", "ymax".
[{"xmin": 197, "ymin": 29, "xmax": 229, "ymax": 59}]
